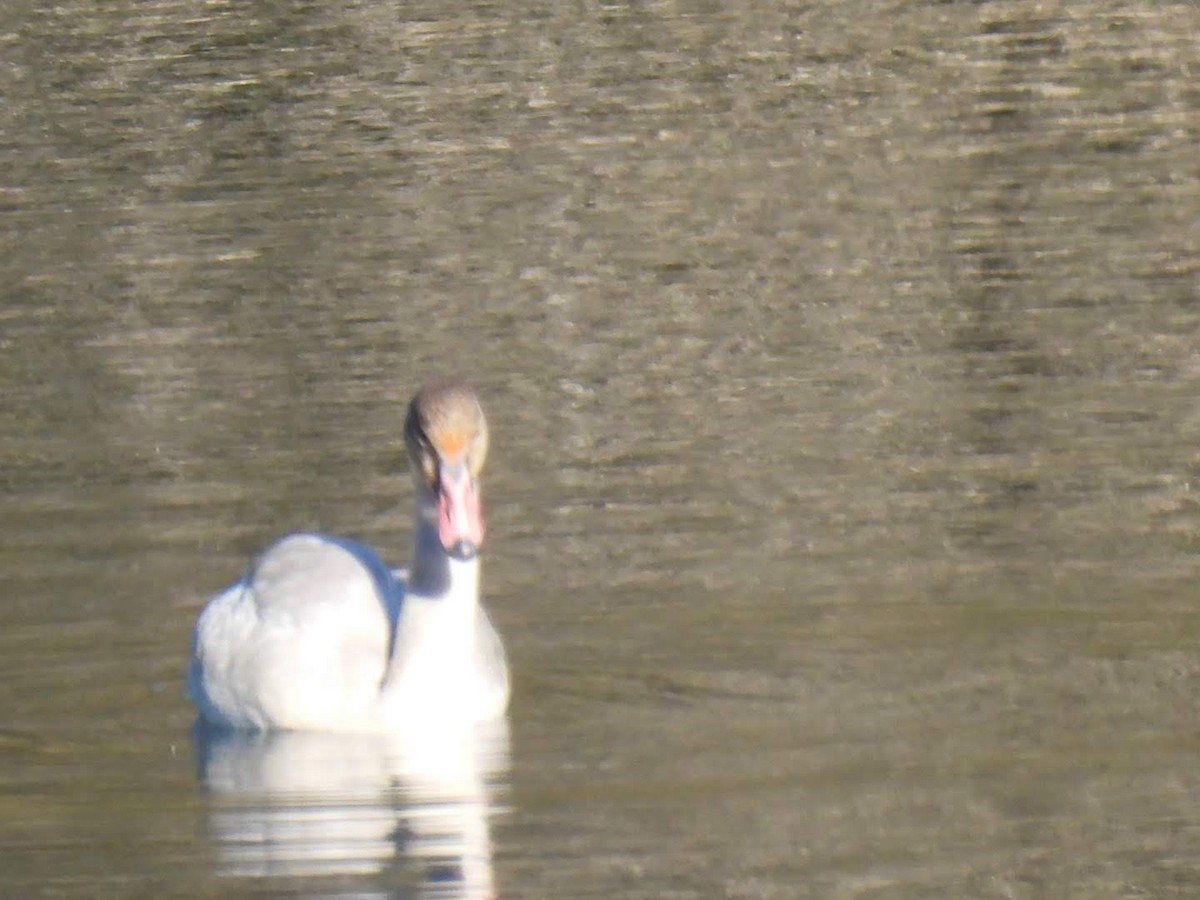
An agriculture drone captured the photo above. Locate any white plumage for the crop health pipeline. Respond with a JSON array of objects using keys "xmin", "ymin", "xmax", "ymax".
[{"xmin": 188, "ymin": 381, "xmax": 508, "ymax": 732}]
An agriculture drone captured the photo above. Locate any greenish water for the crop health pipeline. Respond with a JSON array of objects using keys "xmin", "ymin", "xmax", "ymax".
[{"xmin": 3, "ymin": 1, "xmax": 1200, "ymax": 897}]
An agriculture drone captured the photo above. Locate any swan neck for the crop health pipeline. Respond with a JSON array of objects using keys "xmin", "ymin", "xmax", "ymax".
[{"xmin": 409, "ymin": 497, "xmax": 480, "ymax": 601}]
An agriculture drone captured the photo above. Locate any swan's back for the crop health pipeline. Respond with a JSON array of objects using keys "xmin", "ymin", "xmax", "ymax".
[{"xmin": 189, "ymin": 534, "xmax": 400, "ymax": 730}]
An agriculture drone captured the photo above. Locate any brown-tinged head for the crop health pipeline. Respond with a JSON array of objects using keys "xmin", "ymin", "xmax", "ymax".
[{"xmin": 404, "ymin": 380, "xmax": 488, "ymax": 560}]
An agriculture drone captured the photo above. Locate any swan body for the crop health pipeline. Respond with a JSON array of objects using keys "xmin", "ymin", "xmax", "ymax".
[{"xmin": 188, "ymin": 381, "xmax": 508, "ymax": 733}]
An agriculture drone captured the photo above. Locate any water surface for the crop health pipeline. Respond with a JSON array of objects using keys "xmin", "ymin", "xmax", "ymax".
[{"xmin": 3, "ymin": 1, "xmax": 1200, "ymax": 897}]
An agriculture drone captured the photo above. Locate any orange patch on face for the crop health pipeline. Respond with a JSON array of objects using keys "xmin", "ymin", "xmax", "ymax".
[{"xmin": 435, "ymin": 430, "xmax": 468, "ymax": 459}]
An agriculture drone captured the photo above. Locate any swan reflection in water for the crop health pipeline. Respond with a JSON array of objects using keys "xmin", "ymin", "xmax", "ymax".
[{"xmin": 193, "ymin": 719, "xmax": 509, "ymax": 898}]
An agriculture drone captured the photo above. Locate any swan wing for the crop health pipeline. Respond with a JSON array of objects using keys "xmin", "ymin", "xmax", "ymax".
[{"xmin": 189, "ymin": 534, "xmax": 399, "ymax": 730}]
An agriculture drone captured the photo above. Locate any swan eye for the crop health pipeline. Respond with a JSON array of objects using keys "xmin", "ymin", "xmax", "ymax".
[
  {"xmin": 419, "ymin": 439, "xmax": 438, "ymax": 488},
  {"xmin": 403, "ymin": 420, "xmax": 439, "ymax": 490},
  {"xmin": 467, "ymin": 425, "xmax": 489, "ymax": 478}
]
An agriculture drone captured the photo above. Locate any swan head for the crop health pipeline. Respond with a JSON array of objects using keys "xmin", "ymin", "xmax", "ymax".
[{"xmin": 404, "ymin": 380, "xmax": 488, "ymax": 561}]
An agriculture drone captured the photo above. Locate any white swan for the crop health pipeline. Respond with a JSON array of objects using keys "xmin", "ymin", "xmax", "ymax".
[{"xmin": 188, "ymin": 380, "xmax": 508, "ymax": 732}]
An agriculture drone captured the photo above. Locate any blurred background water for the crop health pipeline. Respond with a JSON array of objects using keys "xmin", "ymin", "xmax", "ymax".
[{"xmin": 3, "ymin": 1, "xmax": 1200, "ymax": 897}]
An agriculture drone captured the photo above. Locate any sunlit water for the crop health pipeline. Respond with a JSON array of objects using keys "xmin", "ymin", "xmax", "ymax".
[
  {"xmin": 196, "ymin": 722, "xmax": 508, "ymax": 896},
  {"xmin": 3, "ymin": 1, "xmax": 1200, "ymax": 897}
]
